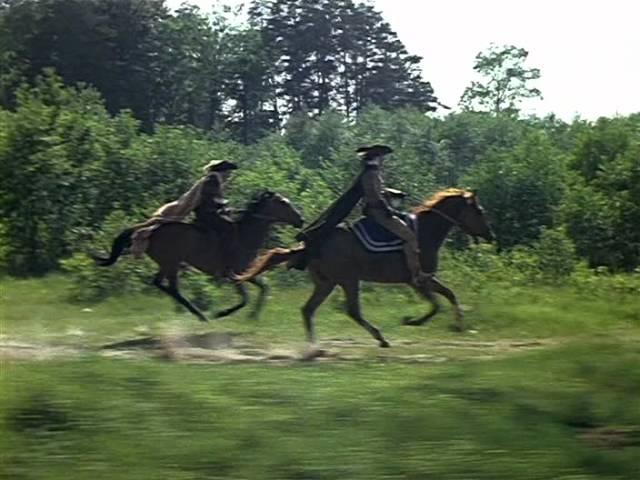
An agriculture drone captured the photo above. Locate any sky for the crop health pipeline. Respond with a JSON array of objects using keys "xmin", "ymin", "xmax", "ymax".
[{"xmin": 167, "ymin": 0, "xmax": 640, "ymax": 120}]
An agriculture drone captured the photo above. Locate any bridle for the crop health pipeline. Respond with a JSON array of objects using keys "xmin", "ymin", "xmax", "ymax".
[
  {"xmin": 428, "ymin": 206, "xmax": 478, "ymax": 241},
  {"xmin": 428, "ymin": 207, "xmax": 462, "ymax": 228}
]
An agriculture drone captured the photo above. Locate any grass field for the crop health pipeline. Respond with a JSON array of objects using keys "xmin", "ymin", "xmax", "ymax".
[{"xmin": 1, "ymin": 276, "xmax": 639, "ymax": 479}]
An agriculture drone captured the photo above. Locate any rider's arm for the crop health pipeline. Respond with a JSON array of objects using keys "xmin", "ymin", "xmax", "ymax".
[
  {"xmin": 362, "ymin": 169, "xmax": 389, "ymax": 211},
  {"xmin": 201, "ymin": 172, "xmax": 223, "ymax": 199}
]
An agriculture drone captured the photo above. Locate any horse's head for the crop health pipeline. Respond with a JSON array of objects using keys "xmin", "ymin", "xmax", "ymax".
[
  {"xmin": 456, "ymin": 192, "xmax": 494, "ymax": 242},
  {"xmin": 416, "ymin": 189, "xmax": 494, "ymax": 242},
  {"xmin": 253, "ymin": 191, "xmax": 304, "ymax": 228}
]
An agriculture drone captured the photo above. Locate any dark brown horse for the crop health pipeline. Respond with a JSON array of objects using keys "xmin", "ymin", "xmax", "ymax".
[
  {"xmin": 95, "ymin": 191, "xmax": 304, "ymax": 322},
  {"xmin": 237, "ymin": 189, "xmax": 493, "ymax": 347}
]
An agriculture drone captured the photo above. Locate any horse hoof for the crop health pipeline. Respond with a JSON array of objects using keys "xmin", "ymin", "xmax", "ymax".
[
  {"xmin": 301, "ymin": 347, "xmax": 327, "ymax": 361},
  {"xmin": 449, "ymin": 324, "xmax": 464, "ymax": 332},
  {"xmin": 403, "ymin": 318, "xmax": 422, "ymax": 327},
  {"xmin": 198, "ymin": 316, "xmax": 210, "ymax": 323},
  {"xmin": 379, "ymin": 340, "xmax": 390, "ymax": 348}
]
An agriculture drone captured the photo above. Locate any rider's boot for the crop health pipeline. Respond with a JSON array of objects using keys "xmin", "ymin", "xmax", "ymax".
[{"xmin": 403, "ymin": 242, "xmax": 430, "ymax": 287}]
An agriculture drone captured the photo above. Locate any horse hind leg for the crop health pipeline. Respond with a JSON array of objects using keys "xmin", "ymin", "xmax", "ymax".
[
  {"xmin": 153, "ymin": 270, "xmax": 209, "ymax": 322},
  {"xmin": 247, "ymin": 277, "xmax": 269, "ymax": 321},
  {"xmin": 301, "ymin": 278, "xmax": 335, "ymax": 344},
  {"xmin": 341, "ymin": 280, "xmax": 390, "ymax": 348}
]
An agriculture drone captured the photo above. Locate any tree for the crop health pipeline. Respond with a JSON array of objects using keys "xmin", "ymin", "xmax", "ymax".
[
  {"xmin": 250, "ymin": 0, "xmax": 439, "ymax": 117},
  {"xmin": 460, "ymin": 44, "xmax": 541, "ymax": 115},
  {"xmin": 0, "ymin": 0, "xmax": 169, "ymax": 131},
  {"xmin": 0, "ymin": 72, "xmax": 216, "ymax": 274},
  {"xmin": 563, "ymin": 115, "xmax": 640, "ymax": 270},
  {"xmin": 152, "ymin": 4, "xmax": 229, "ymax": 130},
  {"xmin": 224, "ymin": 28, "xmax": 279, "ymax": 143},
  {"xmin": 464, "ymin": 131, "xmax": 567, "ymax": 249}
]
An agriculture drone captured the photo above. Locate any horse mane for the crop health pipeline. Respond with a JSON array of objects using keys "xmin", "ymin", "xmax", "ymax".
[{"xmin": 412, "ymin": 188, "xmax": 471, "ymax": 213}]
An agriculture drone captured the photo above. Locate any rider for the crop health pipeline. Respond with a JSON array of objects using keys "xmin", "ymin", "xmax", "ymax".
[
  {"xmin": 193, "ymin": 160, "xmax": 237, "ymax": 233},
  {"xmin": 382, "ymin": 187, "xmax": 408, "ymax": 213},
  {"xmin": 130, "ymin": 160, "xmax": 238, "ymax": 257},
  {"xmin": 294, "ymin": 145, "xmax": 427, "ymax": 284},
  {"xmin": 357, "ymin": 145, "xmax": 428, "ymax": 285}
]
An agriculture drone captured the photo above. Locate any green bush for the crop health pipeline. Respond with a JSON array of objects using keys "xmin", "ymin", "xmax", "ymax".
[
  {"xmin": 570, "ymin": 263, "xmax": 640, "ymax": 296},
  {"xmin": 532, "ymin": 227, "xmax": 576, "ymax": 280},
  {"xmin": 61, "ymin": 210, "xmax": 155, "ymax": 301}
]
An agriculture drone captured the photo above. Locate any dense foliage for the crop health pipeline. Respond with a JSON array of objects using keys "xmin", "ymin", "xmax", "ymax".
[
  {"xmin": 0, "ymin": 0, "xmax": 439, "ymax": 135},
  {"xmin": 0, "ymin": 0, "xmax": 638, "ymax": 285}
]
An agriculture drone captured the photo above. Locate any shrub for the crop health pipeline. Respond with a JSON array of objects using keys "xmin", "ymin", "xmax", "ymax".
[
  {"xmin": 61, "ymin": 210, "xmax": 155, "ymax": 301},
  {"xmin": 532, "ymin": 227, "xmax": 576, "ymax": 280}
]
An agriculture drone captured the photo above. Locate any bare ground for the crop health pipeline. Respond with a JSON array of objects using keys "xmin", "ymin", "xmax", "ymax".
[{"xmin": 0, "ymin": 331, "xmax": 553, "ymax": 364}]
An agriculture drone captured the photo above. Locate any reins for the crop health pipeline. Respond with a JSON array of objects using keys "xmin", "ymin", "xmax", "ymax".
[
  {"xmin": 425, "ymin": 206, "xmax": 476, "ymax": 241},
  {"xmin": 427, "ymin": 207, "xmax": 463, "ymax": 229}
]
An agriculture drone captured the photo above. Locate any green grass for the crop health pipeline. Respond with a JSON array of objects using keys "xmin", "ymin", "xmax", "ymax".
[
  {"xmin": 1, "ymin": 276, "xmax": 639, "ymax": 479},
  {"xmin": 1, "ymin": 275, "xmax": 638, "ymax": 347},
  {"xmin": 1, "ymin": 343, "xmax": 639, "ymax": 479}
]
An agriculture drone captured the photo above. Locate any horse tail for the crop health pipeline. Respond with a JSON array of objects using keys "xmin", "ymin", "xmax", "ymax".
[
  {"xmin": 235, "ymin": 247, "xmax": 305, "ymax": 281},
  {"xmin": 93, "ymin": 227, "xmax": 135, "ymax": 267}
]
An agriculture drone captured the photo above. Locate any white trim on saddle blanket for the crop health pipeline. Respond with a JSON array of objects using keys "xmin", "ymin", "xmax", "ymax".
[{"xmin": 350, "ymin": 214, "xmax": 417, "ymax": 253}]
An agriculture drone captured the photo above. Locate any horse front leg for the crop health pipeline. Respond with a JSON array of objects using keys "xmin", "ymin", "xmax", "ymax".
[
  {"xmin": 404, "ymin": 276, "xmax": 464, "ymax": 331},
  {"xmin": 215, "ymin": 282, "xmax": 248, "ymax": 319},
  {"xmin": 430, "ymin": 276, "xmax": 465, "ymax": 331},
  {"xmin": 404, "ymin": 278, "xmax": 440, "ymax": 326},
  {"xmin": 247, "ymin": 277, "xmax": 269, "ymax": 321}
]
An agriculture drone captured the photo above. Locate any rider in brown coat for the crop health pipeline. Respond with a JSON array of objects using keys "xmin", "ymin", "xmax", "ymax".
[{"xmin": 130, "ymin": 160, "xmax": 238, "ymax": 257}]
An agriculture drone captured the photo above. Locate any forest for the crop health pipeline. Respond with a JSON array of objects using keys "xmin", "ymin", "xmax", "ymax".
[{"xmin": 1, "ymin": 1, "xmax": 638, "ymax": 282}]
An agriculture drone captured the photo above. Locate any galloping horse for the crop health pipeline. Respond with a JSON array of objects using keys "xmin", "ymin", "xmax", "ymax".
[
  {"xmin": 237, "ymin": 189, "xmax": 493, "ymax": 347},
  {"xmin": 95, "ymin": 191, "xmax": 304, "ymax": 322}
]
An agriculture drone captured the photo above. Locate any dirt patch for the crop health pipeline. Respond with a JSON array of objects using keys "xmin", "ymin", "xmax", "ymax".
[
  {"xmin": 580, "ymin": 426, "xmax": 640, "ymax": 449},
  {"xmin": 0, "ymin": 341, "xmax": 84, "ymax": 361},
  {"xmin": 0, "ymin": 333, "xmax": 552, "ymax": 365}
]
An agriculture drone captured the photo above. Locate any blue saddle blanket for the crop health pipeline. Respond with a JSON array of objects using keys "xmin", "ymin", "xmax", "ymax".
[{"xmin": 350, "ymin": 213, "xmax": 417, "ymax": 253}]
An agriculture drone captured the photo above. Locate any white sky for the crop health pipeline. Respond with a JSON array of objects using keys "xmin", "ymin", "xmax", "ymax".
[{"xmin": 168, "ymin": 0, "xmax": 640, "ymax": 120}]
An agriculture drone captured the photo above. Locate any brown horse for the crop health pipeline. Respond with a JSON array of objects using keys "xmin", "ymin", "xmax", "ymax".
[
  {"xmin": 95, "ymin": 191, "xmax": 304, "ymax": 322},
  {"xmin": 237, "ymin": 189, "xmax": 493, "ymax": 347}
]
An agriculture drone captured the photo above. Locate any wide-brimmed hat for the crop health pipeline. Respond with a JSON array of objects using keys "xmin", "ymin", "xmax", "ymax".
[
  {"xmin": 203, "ymin": 160, "xmax": 239, "ymax": 173},
  {"xmin": 355, "ymin": 144, "xmax": 394, "ymax": 159}
]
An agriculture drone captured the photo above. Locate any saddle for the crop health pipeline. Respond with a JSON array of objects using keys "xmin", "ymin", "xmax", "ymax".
[{"xmin": 350, "ymin": 212, "xmax": 417, "ymax": 253}]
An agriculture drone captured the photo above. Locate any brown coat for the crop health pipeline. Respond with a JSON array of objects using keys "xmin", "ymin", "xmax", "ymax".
[
  {"xmin": 193, "ymin": 172, "xmax": 232, "ymax": 230},
  {"xmin": 131, "ymin": 172, "xmax": 229, "ymax": 257},
  {"xmin": 361, "ymin": 165, "xmax": 389, "ymax": 211}
]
